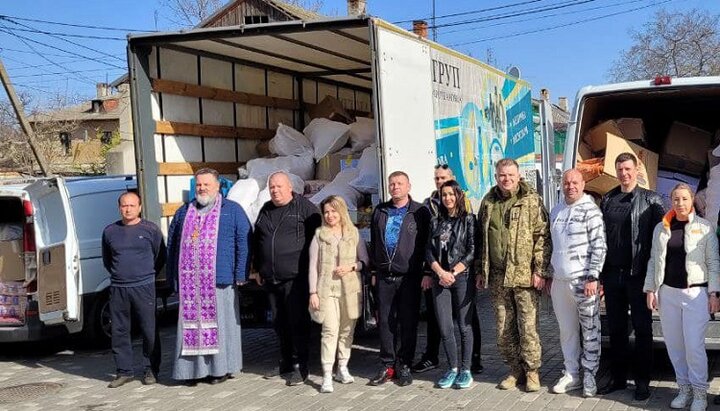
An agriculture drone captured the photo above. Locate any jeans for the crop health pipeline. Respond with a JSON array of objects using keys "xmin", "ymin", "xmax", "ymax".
[
  {"xmin": 433, "ymin": 273, "xmax": 475, "ymax": 370},
  {"xmin": 602, "ymin": 269, "xmax": 653, "ymax": 385},
  {"xmin": 376, "ymin": 275, "xmax": 421, "ymax": 367}
]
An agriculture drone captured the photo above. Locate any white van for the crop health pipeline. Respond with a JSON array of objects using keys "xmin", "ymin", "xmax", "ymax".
[
  {"xmin": 563, "ymin": 76, "xmax": 720, "ymax": 348},
  {"xmin": 0, "ymin": 175, "xmax": 137, "ymax": 343}
]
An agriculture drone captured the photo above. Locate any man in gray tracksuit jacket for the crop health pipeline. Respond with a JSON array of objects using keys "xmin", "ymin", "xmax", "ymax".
[{"xmin": 548, "ymin": 169, "xmax": 607, "ymax": 398}]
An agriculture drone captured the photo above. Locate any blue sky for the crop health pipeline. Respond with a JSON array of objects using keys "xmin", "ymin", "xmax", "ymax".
[{"xmin": 0, "ymin": 0, "xmax": 718, "ymax": 108}]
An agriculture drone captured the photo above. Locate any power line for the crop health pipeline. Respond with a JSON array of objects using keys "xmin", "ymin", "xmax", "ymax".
[
  {"xmin": 0, "ymin": 58, "xmax": 88, "ymax": 70},
  {"xmin": 0, "ymin": 46, "xmax": 112, "ymax": 59},
  {"xmin": 448, "ymin": 0, "xmax": 673, "ymax": 47},
  {"xmin": 0, "ymin": 14, "xmax": 155, "ymax": 33},
  {"xmin": 0, "ymin": 24, "xmax": 98, "ymax": 85},
  {"xmin": 11, "ymin": 68, "xmax": 125, "ymax": 79},
  {"xmin": 2, "ymin": 18, "xmax": 126, "ymax": 63},
  {"xmin": 393, "ymin": 0, "xmax": 547, "ymax": 24},
  {"xmin": 0, "ymin": 23, "xmax": 126, "ymax": 41},
  {"xmin": 442, "ymin": 0, "xmax": 647, "ymax": 35},
  {"xmin": 0, "ymin": 26, "xmax": 125, "ymax": 70},
  {"xmin": 431, "ymin": 0, "xmax": 599, "ymax": 29}
]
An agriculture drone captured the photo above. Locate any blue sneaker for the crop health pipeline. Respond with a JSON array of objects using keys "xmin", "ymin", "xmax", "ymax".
[
  {"xmin": 454, "ymin": 369, "xmax": 473, "ymax": 389},
  {"xmin": 437, "ymin": 369, "xmax": 458, "ymax": 389}
]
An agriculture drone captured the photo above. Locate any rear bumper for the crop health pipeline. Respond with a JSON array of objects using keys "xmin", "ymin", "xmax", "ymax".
[{"xmin": 0, "ymin": 301, "xmax": 72, "ymax": 343}]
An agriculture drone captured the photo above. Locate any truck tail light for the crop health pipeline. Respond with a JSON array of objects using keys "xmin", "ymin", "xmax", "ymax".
[{"xmin": 22, "ymin": 200, "xmax": 35, "ymax": 252}]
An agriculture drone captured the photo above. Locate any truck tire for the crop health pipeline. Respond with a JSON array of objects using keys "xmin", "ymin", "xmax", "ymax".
[{"xmin": 83, "ymin": 292, "xmax": 112, "ymax": 346}]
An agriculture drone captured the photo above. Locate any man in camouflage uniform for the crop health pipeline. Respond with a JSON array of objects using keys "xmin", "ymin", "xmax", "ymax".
[{"xmin": 476, "ymin": 158, "xmax": 551, "ymax": 392}]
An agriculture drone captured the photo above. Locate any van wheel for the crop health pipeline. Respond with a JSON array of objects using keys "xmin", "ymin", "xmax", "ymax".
[{"xmin": 83, "ymin": 293, "xmax": 111, "ymax": 346}]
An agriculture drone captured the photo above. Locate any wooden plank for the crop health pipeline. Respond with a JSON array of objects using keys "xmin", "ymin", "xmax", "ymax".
[
  {"xmin": 151, "ymin": 78, "xmax": 300, "ymax": 110},
  {"xmin": 155, "ymin": 120, "xmax": 275, "ymax": 140},
  {"xmin": 302, "ymin": 103, "xmax": 371, "ymax": 119},
  {"xmin": 162, "ymin": 202, "xmax": 183, "ymax": 217},
  {"xmin": 157, "ymin": 162, "xmax": 244, "ymax": 176}
]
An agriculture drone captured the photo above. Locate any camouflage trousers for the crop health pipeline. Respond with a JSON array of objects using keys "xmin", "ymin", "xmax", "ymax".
[{"xmin": 489, "ymin": 272, "xmax": 541, "ymax": 372}]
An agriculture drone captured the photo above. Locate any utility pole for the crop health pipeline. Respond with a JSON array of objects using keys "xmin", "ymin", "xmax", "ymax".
[
  {"xmin": 0, "ymin": 58, "xmax": 50, "ymax": 176},
  {"xmin": 432, "ymin": 0, "xmax": 437, "ymax": 41}
]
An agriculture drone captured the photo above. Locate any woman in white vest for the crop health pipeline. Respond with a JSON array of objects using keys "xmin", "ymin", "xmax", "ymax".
[
  {"xmin": 644, "ymin": 183, "xmax": 720, "ymax": 411},
  {"xmin": 308, "ymin": 195, "xmax": 369, "ymax": 394}
]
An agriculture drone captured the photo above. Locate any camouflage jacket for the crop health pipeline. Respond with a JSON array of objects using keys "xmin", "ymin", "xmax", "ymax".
[{"xmin": 477, "ymin": 181, "xmax": 552, "ymax": 288}]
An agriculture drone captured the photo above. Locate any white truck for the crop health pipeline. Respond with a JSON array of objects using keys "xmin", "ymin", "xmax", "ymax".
[
  {"xmin": 563, "ymin": 76, "xmax": 720, "ymax": 348},
  {"xmin": 126, "ymin": 17, "xmax": 548, "ymax": 326},
  {"xmin": 0, "ymin": 175, "xmax": 137, "ymax": 342}
]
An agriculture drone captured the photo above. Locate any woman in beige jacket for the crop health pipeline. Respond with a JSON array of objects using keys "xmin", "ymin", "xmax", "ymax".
[
  {"xmin": 308, "ymin": 195, "xmax": 369, "ymax": 394},
  {"xmin": 644, "ymin": 183, "xmax": 720, "ymax": 411}
]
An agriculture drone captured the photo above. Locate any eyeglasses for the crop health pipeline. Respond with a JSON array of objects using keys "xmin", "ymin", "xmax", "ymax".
[{"xmin": 435, "ymin": 164, "xmax": 449, "ymax": 170}]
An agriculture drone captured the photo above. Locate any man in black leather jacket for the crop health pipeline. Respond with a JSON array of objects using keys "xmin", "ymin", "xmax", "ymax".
[{"xmin": 597, "ymin": 152, "xmax": 665, "ymax": 400}]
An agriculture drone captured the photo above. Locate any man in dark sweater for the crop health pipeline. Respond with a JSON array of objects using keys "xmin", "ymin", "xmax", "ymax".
[
  {"xmin": 253, "ymin": 171, "xmax": 321, "ymax": 386},
  {"xmin": 102, "ymin": 192, "xmax": 166, "ymax": 388}
]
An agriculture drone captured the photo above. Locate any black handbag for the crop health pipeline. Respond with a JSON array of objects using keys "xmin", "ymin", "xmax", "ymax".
[{"xmin": 360, "ymin": 271, "xmax": 377, "ymax": 333}]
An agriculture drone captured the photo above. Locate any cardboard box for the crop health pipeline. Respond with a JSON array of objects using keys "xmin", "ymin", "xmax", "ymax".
[
  {"xmin": 656, "ymin": 170, "xmax": 701, "ymax": 210},
  {"xmin": 315, "ymin": 149, "xmax": 361, "ymax": 181},
  {"xmin": 583, "ymin": 132, "xmax": 659, "ymax": 195},
  {"xmin": 583, "ymin": 118, "xmax": 646, "ymax": 150},
  {"xmin": 660, "ymin": 122, "xmax": 712, "ymax": 176},
  {"xmin": 0, "ymin": 241, "xmax": 24, "ymax": 282},
  {"xmin": 308, "ymin": 96, "xmax": 353, "ymax": 124},
  {"xmin": 577, "ymin": 142, "xmax": 593, "ymax": 162}
]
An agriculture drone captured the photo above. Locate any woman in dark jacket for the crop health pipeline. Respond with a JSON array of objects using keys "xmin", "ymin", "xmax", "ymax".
[{"xmin": 425, "ymin": 180, "xmax": 476, "ymax": 389}]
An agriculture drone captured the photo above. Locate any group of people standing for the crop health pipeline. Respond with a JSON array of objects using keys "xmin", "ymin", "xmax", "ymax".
[{"xmin": 99, "ymin": 152, "xmax": 720, "ymax": 410}]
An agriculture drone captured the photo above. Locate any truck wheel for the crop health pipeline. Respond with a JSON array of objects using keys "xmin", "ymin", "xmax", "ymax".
[{"xmin": 83, "ymin": 292, "xmax": 112, "ymax": 346}]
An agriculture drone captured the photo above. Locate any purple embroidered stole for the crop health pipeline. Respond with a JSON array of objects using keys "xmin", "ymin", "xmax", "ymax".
[{"xmin": 178, "ymin": 196, "xmax": 222, "ymax": 356}]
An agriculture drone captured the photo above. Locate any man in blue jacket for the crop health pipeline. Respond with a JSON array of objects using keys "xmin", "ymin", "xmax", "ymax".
[
  {"xmin": 369, "ymin": 171, "xmax": 431, "ymax": 387},
  {"xmin": 167, "ymin": 168, "xmax": 252, "ymax": 386}
]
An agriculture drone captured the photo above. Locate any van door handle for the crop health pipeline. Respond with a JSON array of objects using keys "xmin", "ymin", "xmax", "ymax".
[{"xmin": 42, "ymin": 250, "xmax": 51, "ymax": 265}]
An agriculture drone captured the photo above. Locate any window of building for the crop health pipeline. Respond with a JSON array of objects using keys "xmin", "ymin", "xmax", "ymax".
[
  {"xmin": 244, "ymin": 15, "xmax": 269, "ymax": 24},
  {"xmin": 59, "ymin": 132, "xmax": 71, "ymax": 155}
]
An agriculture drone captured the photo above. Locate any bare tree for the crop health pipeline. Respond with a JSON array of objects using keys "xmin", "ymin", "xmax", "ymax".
[
  {"xmin": 285, "ymin": 0, "xmax": 323, "ymax": 13},
  {"xmin": 609, "ymin": 8, "xmax": 720, "ymax": 82},
  {"xmin": 161, "ymin": 0, "xmax": 225, "ymax": 28}
]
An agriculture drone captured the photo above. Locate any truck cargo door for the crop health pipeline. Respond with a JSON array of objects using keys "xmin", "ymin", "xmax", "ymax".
[
  {"xmin": 25, "ymin": 178, "xmax": 81, "ymax": 323},
  {"xmin": 372, "ymin": 23, "xmax": 436, "ymax": 199}
]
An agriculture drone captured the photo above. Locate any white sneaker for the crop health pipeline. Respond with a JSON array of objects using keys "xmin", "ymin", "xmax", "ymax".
[
  {"xmin": 671, "ymin": 384, "xmax": 693, "ymax": 409},
  {"xmin": 552, "ymin": 371, "xmax": 582, "ymax": 394},
  {"xmin": 583, "ymin": 373, "xmax": 597, "ymax": 398},
  {"xmin": 690, "ymin": 387, "xmax": 707, "ymax": 411},
  {"xmin": 320, "ymin": 376, "xmax": 334, "ymax": 393},
  {"xmin": 335, "ymin": 366, "xmax": 355, "ymax": 384}
]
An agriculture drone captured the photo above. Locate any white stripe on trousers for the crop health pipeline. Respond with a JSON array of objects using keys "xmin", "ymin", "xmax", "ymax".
[
  {"xmin": 550, "ymin": 278, "xmax": 601, "ymax": 377},
  {"xmin": 658, "ymin": 285, "xmax": 709, "ymax": 390}
]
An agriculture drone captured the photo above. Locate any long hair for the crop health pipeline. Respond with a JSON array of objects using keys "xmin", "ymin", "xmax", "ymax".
[
  {"xmin": 320, "ymin": 195, "xmax": 353, "ymax": 234},
  {"xmin": 439, "ymin": 180, "xmax": 467, "ymax": 218}
]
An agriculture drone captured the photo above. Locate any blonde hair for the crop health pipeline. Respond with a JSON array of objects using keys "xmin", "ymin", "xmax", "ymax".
[
  {"xmin": 670, "ymin": 183, "xmax": 695, "ymax": 201},
  {"xmin": 320, "ymin": 195, "xmax": 353, "ymax": 233}
]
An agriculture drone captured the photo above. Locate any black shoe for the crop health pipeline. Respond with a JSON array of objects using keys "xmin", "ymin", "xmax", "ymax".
[
  {"xmin": 471, "ymin": 362, "xmax": 484, "ymax": 374},
  {"xmin": 713, "ymin": 394, "xmax": 720, "ymax": 405},
  {"xmin": 411, "ymin": 358, "xmax": 438, "ymax": 374},
  {"xmin": 264, "ymin": 364, "xmax": 293, "ymax": 379},
  {"xmin": 142, "ymin": 370, "xmax": 157, "ymax": 385},
  {"xmin": 107, "ymin": 375, "xmax": 133, "ymax": 388},
  {"xmin": 183, "ymin": 379, "xmax": 199, "ymax": 387},
  {"xmin": 396, "ymin": 365, "xmax": 413, "ymax": 387},
  {"xmin": 287, "ymin": 365, "xmax": 306, "ymax": 386},
  {"xmin": 209, "ymin": 374, "xmax": 229, "ymax": 385},
  {"xmin": 598, "ymin": 379, "xmax": 627, "ymax": 395},
  {"xmin": 634, "ymin": 382, "xmax": 650, "ymax": 401},
  {"xmin": 369, "ymin": 367, "xmax": 394, "ymax": 386}
]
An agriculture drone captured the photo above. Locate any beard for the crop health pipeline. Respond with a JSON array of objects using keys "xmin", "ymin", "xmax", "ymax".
[{"xmin": 196, "ymin": 193, "xmax": 216, "ymax": 207}]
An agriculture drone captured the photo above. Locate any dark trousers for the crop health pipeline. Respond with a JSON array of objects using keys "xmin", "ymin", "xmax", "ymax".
[
  {"xmin": 603, "ymin": 269, "xmax": 653, "ymax": 385},
  {"xmin": 110, "ymin": 283, "xmax": 160, "ymax": 377},
  {"xmin": 433, "ymin": 274, "xmax": 475, "ymax": 370},
  {"xmin": 423, "ymin": 283, "xmax": 482, "ymax": 365},
  {"xmin": 266, "ymin": 278, "xmax": 310, "ymax": 372},
  {"xmin": 377, "ymin": 275, "xmax": 421, "ymax": 367}
]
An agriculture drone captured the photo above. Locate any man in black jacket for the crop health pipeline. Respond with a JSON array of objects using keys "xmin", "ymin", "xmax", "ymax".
[
  {"xmin": 597, "ymin": 152, "xmax": 665, "ymax": 400},
  {"xmin": 369, "ymin": 171, "xmax": 431, "ymax": 387},
  {"xmin": 253, "ymin": 171, "xmax": 321, "ymax": 386}
]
